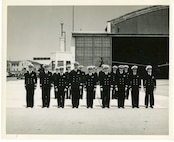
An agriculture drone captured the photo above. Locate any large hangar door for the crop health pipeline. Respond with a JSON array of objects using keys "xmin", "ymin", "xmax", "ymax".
[{"xmin": 112, "ymin": 37, "xmax": 169, "ymax": 78}]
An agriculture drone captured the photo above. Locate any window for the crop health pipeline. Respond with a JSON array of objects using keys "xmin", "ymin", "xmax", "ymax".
[
  {"xmin": 83, "ymin": 57, "xmax": 93, "ymax": 66},
  {"xmin": 66, "ymin": 61, "xmax": 71, "ymax": 65},
  {"xmin": 76, "ymin": 48, "xmax": 84, "ymax": 56},
  {"xmin": 102, "ymin": 37, "xmax": 111, "ymax": 47},
  {"xmin": 94, "ymin": 48, "xmax": 102, "ymax": 57},
  {"xmin": 84, "ymin": 47, "xmax": 92, "ymax": 57},
  {"xmin": 102, "ymin": 48, "xmax": 110, "ymax": 57},
  {"xmin": 57, "ymin": 61, "xmax": 64, "ymax": 66},
  {"xmin": 94, "ymin": 37, "xmax": 102, "ymax": 47},
  {"xmin": 84, "ymin": 37, "xmax": 92, "ymax": 47},
  {"xmin": 76, "ymin": 37, "xmax": 84, "ymax": 47}
]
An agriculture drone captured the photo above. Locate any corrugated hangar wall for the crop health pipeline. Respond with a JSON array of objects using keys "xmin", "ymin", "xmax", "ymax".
[
  {"xmin": 111, "ymin": 8, "xmax": 169, "ymax": 35},
  {"xmin": 111, "ymin": 7, "xmax": 169, "ymax": 79}
]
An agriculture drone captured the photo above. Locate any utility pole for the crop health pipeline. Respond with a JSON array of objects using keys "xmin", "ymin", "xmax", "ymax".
[{"xmin": 72, "ymin": 6, "xmax": 74, "ymax": 32}]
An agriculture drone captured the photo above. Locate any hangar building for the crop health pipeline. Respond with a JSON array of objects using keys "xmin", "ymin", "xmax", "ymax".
[{"xmin": 72, "ymin": 5, "xmax": 169, "ymax": 78}]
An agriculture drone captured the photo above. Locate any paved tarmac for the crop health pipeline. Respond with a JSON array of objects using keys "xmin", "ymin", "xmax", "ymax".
[{"xmin": 5, "ymin": 79, "xmax": 169, "ymax": 135}]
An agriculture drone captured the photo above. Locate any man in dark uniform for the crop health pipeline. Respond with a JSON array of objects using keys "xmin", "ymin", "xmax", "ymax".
[
  {"xmin": 85, "ymin": 66, "xmax": 97, "ymax": 108},
  {"xmin": 24, "ymin": 64, "xmax": 37, "ymax": 108},
  {"xmin": 116, "ymin": 65, "xmax": 128, "ymax": 108},
  {"xmin": 92, "ymin": 66, "xmax": 98, "ymax": 99},
  {"xmin": 143, "ymin": 65, "xmax": 156, "ymax": 108},
  {"xmin": 100, "ymin": 65, "xmax": 112, "ymax": 108},
  {"xmin": 40, "ymin": 64, "xmax": 53, "ymax": 108},
  {"xmin": 124, "ymin": 65, "xmax": 130, "ymax": 99},
  {"xmin": 54, "ymin": 66, "xmax": 67, "ymax": 108},
  {"xmin": 53, "ymin": 68, "xmax": 59, "ymax": 99},
  {"xmin": 65, "ymin": 64, "xmax": 72, "ymax": 99},
  {"xmin": 79, "ymin": 65, "xmax": 85, "ymax": 99},
  {"xmin": 99, "ymin": 64, "xmax": 105, "ymax": 99},
  {"xmin": 129, "ymin": 65, "xmax": 141, "ymax": 108},
  {"xmin": 111, "ymin": 65, "xmax": 118, "ymax": 99},
  {"xmin": 70, "ymin": 62, "xmax": 82, "ymax": 108}
]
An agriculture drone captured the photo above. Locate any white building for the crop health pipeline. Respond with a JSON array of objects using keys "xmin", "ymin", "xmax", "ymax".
[
  {"xmin": 50, "ymin": 23, "xmax": 75, "ymax": 72},
  {"xmin": 7, "ymin": 60, "xmax": 41, "ymax": 73}
]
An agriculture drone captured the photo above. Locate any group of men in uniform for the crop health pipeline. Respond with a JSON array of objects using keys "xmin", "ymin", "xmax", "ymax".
[{"xmin": 24, "ymin": 62, "xmax": 156, "ymax": 109}]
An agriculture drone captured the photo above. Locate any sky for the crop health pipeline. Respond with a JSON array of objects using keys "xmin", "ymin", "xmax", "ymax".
[{"xmin": 7, "ymin": 6, "xmax": 148, "ymax": 61}]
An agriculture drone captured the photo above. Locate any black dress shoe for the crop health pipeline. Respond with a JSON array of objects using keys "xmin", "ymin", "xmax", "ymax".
[
  {"xmin": 150, "ymin": 106, "xmax": 153, "ymax": 108},
  {"xmin": 145, "ymin": 106, "xmax": 148, "ymax": 108}
]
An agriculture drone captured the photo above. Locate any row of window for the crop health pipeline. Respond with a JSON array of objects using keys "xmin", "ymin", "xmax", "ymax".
[
  {"xmin": 76, "ymin": 57, "xmax": 111, "ymax": 66},
  {"xmin": 52, "ymin": 61, "xmax": 71, "ymax": 68},
  {"xmin": 76, "ymin": 47, "xmax": 110, "ymax": 57},
  {"xmin": 33, "ymin": 57, "xmax": 51, "ymax": 60},
  {"xmin": 76, "ymin": 37, "xmax": 111, "ymax": 48}
]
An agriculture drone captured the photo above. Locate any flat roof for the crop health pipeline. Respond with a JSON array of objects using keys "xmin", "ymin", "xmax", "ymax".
[
  {"xmin": 72, "ymin": 32, "xmax": 115, "ymax": 37},
  {"xmin": 72, "ymin": 32, "xmax": 169, "ymax": 37}
]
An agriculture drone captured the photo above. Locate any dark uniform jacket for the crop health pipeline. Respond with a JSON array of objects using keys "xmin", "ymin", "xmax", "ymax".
[
  {"xmin": 99, "ymin": 71, "xmax": 104, "ymax": 85},
  {"xmin": 80, "ymin": 71, "xmax": 86, "ymax": 85},
  {"xmin": 143, "ymin": 73, "xmax": 156, "ymax": 88},
  {"xmin": 25, "ymin": 71, "xmax": 37, "ymax": 86},
  {"xmin": 129, "ymin": 73, "xmax": 141, "ymax": 88},
  {"xmin": 54, "ymin": 73, "xmax": 67, "ymax": 89},
  {"xmin": 93, "ymin": 72, "xmax": 98, "ymax": 84},
  {"xmin": 124, "ymin": 71, "xmax": 130, "ymax": 87},
  {"xmin": 116, "ymin": 72, "xmax": 128, "ymax": 88},
  {"xmin": 85, "ymin": 73, "xmax": 97, "ymax": 89},
  {"xmin": 111, "ymin": 71, "xmax": 117, "ymax": 86},
  {"xmin": 53, "ymin": 72, "xmax": 59, "ymax": 86},
  {"xmin": 100, "ymin": 73, "xmax": 112, "ymax": 88},
  {"xmin": 40, "ymin": 71, "xmax": 52, "ymax": 87},
  {"xmin": 65, "ymin": 71, "xmax": 71, "ymax": 87},
  {"xmin": 70, "ymin": 69, "xmax": 82, "ymax": 87}
]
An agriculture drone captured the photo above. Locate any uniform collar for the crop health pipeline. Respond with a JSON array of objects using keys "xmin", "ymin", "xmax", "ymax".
[
  {"xmin": 105, "ymin": 72, "xmax": 109, "ymax": 75},
  {"xmin": 148, "ymin": 72, "xmax": 152, "ymax": 76},
  {"xmin": 89, "ymin": 73, "xmax": 92, "ymax": 76}
]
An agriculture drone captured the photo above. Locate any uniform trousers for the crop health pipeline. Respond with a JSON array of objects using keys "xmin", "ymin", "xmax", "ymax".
[
  {"xmin": 54, "ymin": 86, "xmax": 57, "ymax": 99},
  {"xmin": 80, "ymin": 86, "xmax": 84, "ymax": 99},
  {"xmin": 102, "ymin": 87, "xmax": 110, "ymax": 108},
  {"xmin": 86, "ymin": 88, "xmax": 94, "ymax": 108},
  {"xmin": 93, "ymin": 90, "xmax": 96, "ymax": 99},
  {"xmin": 65, "ymin": 86, "xmax": 71, "ymax": 99},
  {"xmin": 118, "ymin": 86, "xmax": 125, "ymax": 108},
  {"xmin": 57, "ymin": 88, "xmax": 65, "ymax": 107},
  {"xmin": 125, "ymin": 88, "xmax": 130, "ymax": 99},
  {"xmin": 131, "ymin": 87, "xmax": 139, "ymax": 107},
  {"xmin": 26, "ymin": 86, "xmax": 34, "ymax": 107},
  {"xmin": 145, "ymin": 87, "xmax": 154, "ymax": 107},
  {"xmin": 71, "ymin": 86, "xmax": 80, "ymax": 108},
  {"xmin": 112, "ymin": 86, "xmax": 118, "ymax": 99},
  {"xmin": 42, "ymin": 86, "xmax": 51, "ymax": 108}
]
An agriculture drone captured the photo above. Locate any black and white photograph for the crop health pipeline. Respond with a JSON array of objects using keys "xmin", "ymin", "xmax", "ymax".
[{"xmin": 2, "ymin": 0, "xmax": 172, "ymax": 139}]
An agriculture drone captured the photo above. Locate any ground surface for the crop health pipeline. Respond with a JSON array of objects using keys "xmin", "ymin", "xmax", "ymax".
[{"xmin": 6, "ymin": 78, "xmax": 169, "ymax": 135}]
